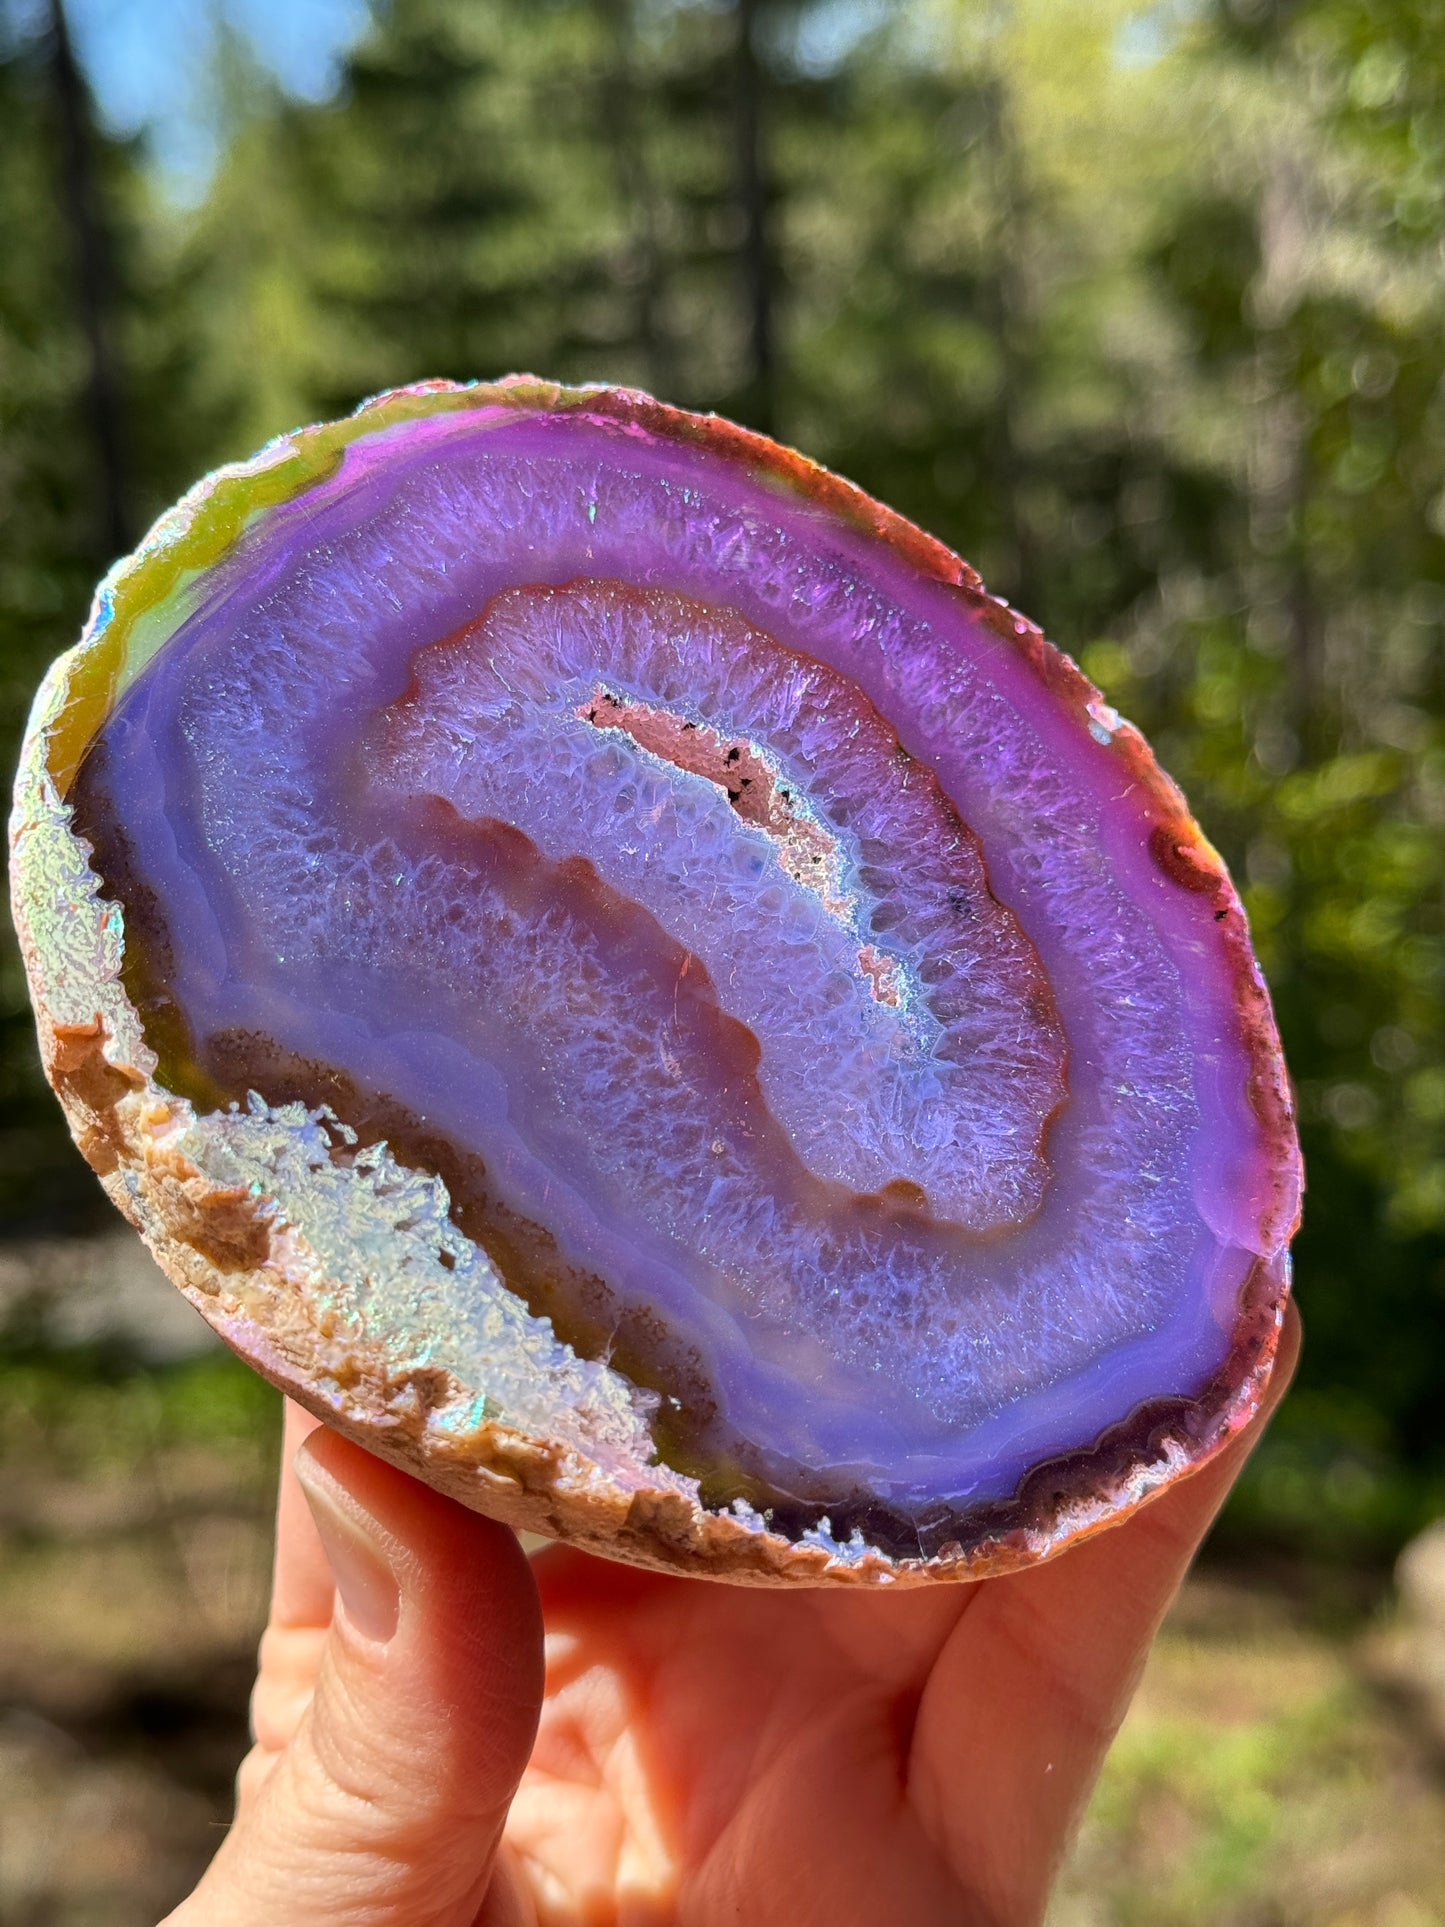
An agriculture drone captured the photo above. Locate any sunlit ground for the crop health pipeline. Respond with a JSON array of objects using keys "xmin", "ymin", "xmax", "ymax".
[
  {"xmin": 1, "ymin": 1244, "xmax": 1441, "ymax": 1926},
  {"xmin": 1052, "ymin": 1572, "xmax": 1445, "ymax": 1927}
]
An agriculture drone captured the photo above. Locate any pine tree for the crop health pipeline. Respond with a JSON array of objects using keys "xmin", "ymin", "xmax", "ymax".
[{"xmin": 0, "ymin": 9, "xmax": 141, "ymax": 1226}]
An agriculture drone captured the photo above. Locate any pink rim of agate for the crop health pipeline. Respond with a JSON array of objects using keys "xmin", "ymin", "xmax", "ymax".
[{"xmin": 16, "ymin": 378, "xmax": 1302, "ymax": 1569}]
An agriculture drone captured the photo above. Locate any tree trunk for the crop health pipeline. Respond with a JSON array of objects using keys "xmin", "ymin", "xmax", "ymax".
[
  {"xmin": 47, "ymin": 0, "xmax": 131, "ymax": 560},
  {"xmin": 735, "ymin": 0, "xmax": 775, "ymax": 433}
]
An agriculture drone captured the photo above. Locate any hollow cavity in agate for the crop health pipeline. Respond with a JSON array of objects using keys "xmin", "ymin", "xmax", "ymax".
[{"xmin": 11, "ymin": 380, "xmax": 1301, "ymax": 1583}]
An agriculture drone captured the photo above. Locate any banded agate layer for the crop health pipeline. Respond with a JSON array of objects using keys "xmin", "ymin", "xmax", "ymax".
[{"xmin": 37, "ymin": 382, "xmax": 1301, "ymax": 1564}]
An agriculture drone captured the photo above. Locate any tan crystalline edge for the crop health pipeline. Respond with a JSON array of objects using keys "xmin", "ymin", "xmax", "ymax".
[{"xmin": 7, "ymin": 457, "xmax": 1283, "ymax": 1592}]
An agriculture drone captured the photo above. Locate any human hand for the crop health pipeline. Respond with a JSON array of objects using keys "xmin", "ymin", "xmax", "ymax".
[{"xmin": 164, "ymin": 1304, "xmax": 1298, "ymax": 1927}]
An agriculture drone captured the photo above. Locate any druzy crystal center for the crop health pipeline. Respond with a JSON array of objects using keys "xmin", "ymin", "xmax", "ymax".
[{"xmin": 371, "ymin": 578, "xmax": 1066, "ymax": 1227}]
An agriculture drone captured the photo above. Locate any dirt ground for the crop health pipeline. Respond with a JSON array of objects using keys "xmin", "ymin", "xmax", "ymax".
[{"xmin": 0, "ymin": 1449, "xmax": 271, "ymax": 1921}]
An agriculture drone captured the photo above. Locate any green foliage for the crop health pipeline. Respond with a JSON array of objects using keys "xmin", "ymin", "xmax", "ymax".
[
  {"xmin": 1060, "ymin": 1662, "xmax": 1398, "ymax": 1923},
  {"xmin": 0, "ymin": 1343, "xmax": 279, "ymax": 1484},
  {"xmin": 2, "ymin": 0, "xmax": 1442, "ymax": 1547}
]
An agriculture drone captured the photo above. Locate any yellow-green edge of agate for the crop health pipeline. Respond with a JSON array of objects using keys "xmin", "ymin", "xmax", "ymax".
[{"xmin": 42, "ymin": 377, "xmax": 593, "ymax": 800}]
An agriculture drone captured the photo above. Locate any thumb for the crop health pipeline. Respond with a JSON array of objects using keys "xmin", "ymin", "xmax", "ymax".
[{"xmin": 169, "ymin": 1427, "xmax": 544, "ymax": 1927}]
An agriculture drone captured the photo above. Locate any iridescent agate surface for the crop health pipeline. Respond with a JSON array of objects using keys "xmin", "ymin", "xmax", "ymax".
[{"xmin": 12, "ymin": 380, "xmax": 1301, "ymax": 1573}]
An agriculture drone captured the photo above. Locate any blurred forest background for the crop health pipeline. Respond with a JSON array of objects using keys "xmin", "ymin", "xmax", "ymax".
[{"xmin": 1, "ymin": 0, "xmax": 1443, "ymax": 1919}]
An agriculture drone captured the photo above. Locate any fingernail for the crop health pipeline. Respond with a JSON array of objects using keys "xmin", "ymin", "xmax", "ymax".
[{"xmin": 295, "ymin": 1456, "xmax": 402, "ymax": 1645}]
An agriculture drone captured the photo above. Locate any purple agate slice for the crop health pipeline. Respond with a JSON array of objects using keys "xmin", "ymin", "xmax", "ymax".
[{"xmin": 68, "ymin": 391, "xmax": 1299, "ymax": 1556}]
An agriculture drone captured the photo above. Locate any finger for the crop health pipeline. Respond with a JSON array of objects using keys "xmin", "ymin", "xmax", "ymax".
[
  {"xmin": 272, "ymin": 1400, "xmax": 332, "ymax": 1628},
  {"xmin": 239, "ymin": 1402, "xmax": 334, "ymax": 1809},
  {"xmin": 910, "ymin": 1299, "xmax": 1300, "ymax": 1924},
  {"xmin": 167, "ymin": 1429, "xmax": 545, "ymax": 1927},
  {"xmin": 471, "ymin": 1845, "xmax": 541, "ymax": 1927}
]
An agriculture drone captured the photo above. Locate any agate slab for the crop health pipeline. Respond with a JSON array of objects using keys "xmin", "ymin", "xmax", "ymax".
[{"xmin": 9, "ymin": 378, "xmax": 1302, "ymax": 1585}]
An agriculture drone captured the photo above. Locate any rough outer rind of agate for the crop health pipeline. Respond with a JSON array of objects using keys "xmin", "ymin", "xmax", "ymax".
[{"xmin": 9, "ymin": 376, "xmax": 1301, "ymax": 1587}]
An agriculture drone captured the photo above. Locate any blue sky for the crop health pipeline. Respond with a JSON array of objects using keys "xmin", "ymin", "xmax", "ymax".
[{"xmin": 10, "ymin": 0, "xmax": 372, "ymax": 193}]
